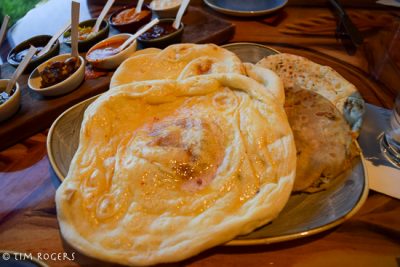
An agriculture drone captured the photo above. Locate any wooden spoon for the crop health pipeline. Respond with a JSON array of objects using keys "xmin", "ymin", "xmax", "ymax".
[
  {"xmin": 92, "ymin": 0, "xmax": 115, "ymax": 33},
  {"xmin": 118, "ymin": 18, "xmax": 159, "ymax": 51},
  {"xmin": 37, "ymin": 21, "xmax": 71, "ymax": 57},
  {"xmin": 135, "ymin": 0, "xmax": 145, "ymax": 14},
  {"xmin": 4, "ymin": 46, "xmax": 37, "ymax": 95},
  {"xmin": 70, "ymin": 1, "xmax": 80, "ymax": 59},
  {"xmin": 0, "ymin": 15, "xmax": 10, "ymax": 49},
  {"xmin": 173, "ymin": 0, "xmax": 190, "ymax": 30}
]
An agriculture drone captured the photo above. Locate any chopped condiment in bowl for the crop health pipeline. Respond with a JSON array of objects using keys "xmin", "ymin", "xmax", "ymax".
[
  {"xmin": 0, "ymin": 89, "xmax": 14, "ymax": 106},
  {"xmin": 64, "ymin": 26, "xmax": 96, "ymax": 42},
  {"xmin": 0, "ymin": 79, "xmax": 21, "ymax": 122},
  {"xmin": 63, "ymin": 19, "xmax": 110, "ymax": 52},
  {"xmin": 28, "ymin": 54, "xmax": 85, "ymax": 97},
  {"xmin": 40, "ymin": 57, "xmax": 79, "ymax": 88}
]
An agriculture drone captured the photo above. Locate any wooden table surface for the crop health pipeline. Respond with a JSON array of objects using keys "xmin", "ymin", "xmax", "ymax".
[{"xmin": 1, "ymin": 1, "xmax": 400, "ymax": 266}]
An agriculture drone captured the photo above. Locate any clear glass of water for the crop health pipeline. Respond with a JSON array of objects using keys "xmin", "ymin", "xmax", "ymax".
[{"xmin": 380, "ymin": 94, "xmax": 400, "ymax": 168}]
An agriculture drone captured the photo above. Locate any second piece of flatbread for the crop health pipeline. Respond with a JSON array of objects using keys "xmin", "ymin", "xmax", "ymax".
[
  {"xmin": 257, "ymin": 53, "xmax": 364, "ymax": 132},
  {"xmin": 285, "ymin": 89, "xmax": 358, "ymax": 192}
]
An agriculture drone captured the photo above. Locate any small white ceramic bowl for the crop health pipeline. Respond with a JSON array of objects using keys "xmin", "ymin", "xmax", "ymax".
[
  {"xmin": 28, "ymin": 54, "xmax": 85, "ymax": 97},
  {"xmin": 0, "ymin": 79, "xmax": 20, "ymax": 122},
  {"xmin": 150, "ymin": 0, "xmax": 182, "ymax": 18},
  {"xmin": 86, "ymin": 34, "xmax": 137, "ymax": 70}
]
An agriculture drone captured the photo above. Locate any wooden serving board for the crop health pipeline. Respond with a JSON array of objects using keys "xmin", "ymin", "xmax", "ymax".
[{"xmin": 0, "ymin": 6, "xmax": 235, "ymax": 151}]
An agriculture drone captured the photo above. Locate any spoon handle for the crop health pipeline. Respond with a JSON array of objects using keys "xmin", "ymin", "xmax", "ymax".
[
  {"xmin": 37, "ymin": 21, "xmax": 71, "ymax": 57},
  {"xmin": 119, "ymin": 18, "xmax": 159, "ymax": 51},
  {"xmin": 173, "ymin": 0, "xmax": 190, "ymax": 29},
  {"xmin": 71, "ymin": 1, "xmax": 80, "ymax": 59},
  {"xmin": 135, "ymin": 0, "xmax": 145, "ymax": 14},
  {"xmin": 0, "ymin": 15, "xmax": 10, "ymax": 48},
  {"xmin": 5, "ymin": 46, "xmax": 37, "ymax": 95},
  {"xmin": 92, "ymin": 0, "xmax": 115, "ymax": 33}
]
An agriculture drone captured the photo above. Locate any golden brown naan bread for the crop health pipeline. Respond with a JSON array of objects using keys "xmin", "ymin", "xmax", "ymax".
[
  {"xmin": 110, "ymin": 43, "xmax": 245, "ymax": 88},
  {"xmin": 285, "ymin": 89, "xmax": 357, "ymax": 192},
  {"xmin": 56, "ymin": 73, "xmax": 296, "ymax": 266},
  {"xmin": 257, "ymin": 53, "xmax": 364, "ymax": 132}
]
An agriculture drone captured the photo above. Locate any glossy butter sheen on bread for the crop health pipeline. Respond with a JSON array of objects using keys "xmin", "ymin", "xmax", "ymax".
[{"xmin": 56, "ymin": 74, "xmax": 296, "ymax": 266}]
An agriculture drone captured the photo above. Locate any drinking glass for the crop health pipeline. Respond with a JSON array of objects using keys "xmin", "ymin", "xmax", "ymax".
[{"xmin": 379, "ymin": 94, "xmax": 400, "ymax": 168}]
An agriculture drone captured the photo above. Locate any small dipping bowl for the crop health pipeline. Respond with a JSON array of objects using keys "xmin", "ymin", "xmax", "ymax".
[
  {"xmin": 150, "ymin": 0, "xmax": 182, "ymax": 18},
  {"xmin": 109, "ymin": 5, "xmax": 152, "ymax": 34},
  {"xmin": 86, "ymin": 33, "xmax": 137, "ymax": 70},
  {"xmin": 137, "ymin": 18, "xmax": 184, "ymax": 49},
  {"xmin": 28, "ymin": 54, "xmax": 85, "ymax": 97},
  {"xmin": 64, "ymin": 18, "xmax": 109, "ymax": 52},
  {"xmin": 7, "ymin": 35, "xmax": 60, "ymax": 72},
  {"xmin": 0, "ymin": 79, "xmax": 21, "ymax": 122}
]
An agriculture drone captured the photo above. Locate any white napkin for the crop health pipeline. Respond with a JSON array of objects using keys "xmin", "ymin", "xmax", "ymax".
[
  {"xmin": 376, "ymin": 0, "xmax": 400, "ymax": 7},
  {"xmin": 358, "ymin": 103, "xmax": 400, "ymax": 199}
]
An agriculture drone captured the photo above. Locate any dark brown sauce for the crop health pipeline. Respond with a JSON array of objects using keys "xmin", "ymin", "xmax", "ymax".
[
  {"xmin": 139, "ymin": 22, "xmax": 177, "ymax": 40},
  {"xmin": 10, "ymin": 47, "xmax": 44, "ymax": 63}
]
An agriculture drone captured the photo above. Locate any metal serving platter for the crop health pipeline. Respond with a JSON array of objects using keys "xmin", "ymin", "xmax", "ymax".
[{"xmin": 47, "ymin": 42, "xmax": 368, "ymax": 245}]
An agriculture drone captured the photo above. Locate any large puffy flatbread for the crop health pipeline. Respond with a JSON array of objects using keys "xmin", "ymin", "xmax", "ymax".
[
  {"xmin": 110, "ymin": 43, "xmax": 245, "ymax": 88},
  {"xmin": 285, "ymin": 89, "xmax": 358, "ymax": 192},
  {"xmin": 257, "ymin": 53, "xmax": 364, "ymax": 132},
  {"xmin": 56, "ymin": 74, "xmax": 296, "ymax": 266},
  {"xmin": 243, "ymin": 62, "xmax": 285, "ymax": 105}
]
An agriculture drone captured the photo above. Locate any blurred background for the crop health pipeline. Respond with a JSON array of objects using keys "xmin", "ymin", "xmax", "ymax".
[{"xmin": 0, "ymin": 0, "xmax": 45, "ymax": 26}]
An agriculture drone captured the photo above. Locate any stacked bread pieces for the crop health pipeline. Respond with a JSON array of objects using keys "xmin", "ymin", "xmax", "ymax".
[{"xmin": 56, "ymin": 44, "xmax": 362, "ymax": 266}]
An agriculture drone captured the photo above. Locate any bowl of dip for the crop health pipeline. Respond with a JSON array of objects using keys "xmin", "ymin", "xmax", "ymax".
[
  {"xmin": 64, "ymin": 18, "xmax": 109, "ymax": 52},
  {"xmin": 28, "ymin": 54, "xmax": 85, "ymax": 97},
  {"xmin": 137, "ymin": 18, "xmax": 184, "ymax": 49},
  {"xmin": 86, "ymin": 33, "xmax": 137, "ymax": 70},
  {"xmin": 0, "ymin": 79, "xmax": 21, "ymax": 123},
  {"xmin": 150, "ymin": 0, "xmax": 182, "ymax": 18},
  {"xmin": 7, "ymin": 35, "xmax": 60, "ymax": 71},
  {"xmin": 109, "ymin": 5, "xmax": 152, "ymax": 34}
]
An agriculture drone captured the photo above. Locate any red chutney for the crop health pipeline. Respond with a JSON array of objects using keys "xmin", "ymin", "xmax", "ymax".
[
  {"xmin": 86, "ymin": 38, "xmax": 127, "ymax": 61},
  {"xmin": 139, "ymin": 22, "xmax": 177, "ymax": 40},
  {"xmin": 112, "ymin": 8, "xmax": 151, "ymax": 25}
]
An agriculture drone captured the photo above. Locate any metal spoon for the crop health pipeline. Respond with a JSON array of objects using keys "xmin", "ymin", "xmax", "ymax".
[
  {"xmin": 135, "ymin": 0, "xmax": 145, "ymax": 14},
  {"xmin": 37, "ymin": 21, "xmax": 71, "ymax": 57},
  {"xmin": 71, "ymin": 1, "xmax": 80, "ymax": 59},
  {"xmin": 0, "ymin": 15, "xmax": 10, "ymax": 49},
  {"xmin": 92, "ymin": 0, "xmax": 115, "ymax": 33},
  {"xmin": 118, "ymin": 18, "xmax": 159, "ymax": 52},
  {"xmin": 5, "ymin": 46, "xmax": 37, "ymax": 95},
  {"xmin": 173, "ymin": 0, "xmax": 190, "ymax": 30}
]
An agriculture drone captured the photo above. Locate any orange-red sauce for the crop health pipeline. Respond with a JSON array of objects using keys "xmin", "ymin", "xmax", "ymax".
[
  {"xmin": 112, "ymin": 8, "xmax": 151, "ymax": 25},
  {"xmin": 86, "ymin": 38, "xmax": 126, "ymax": 61}
]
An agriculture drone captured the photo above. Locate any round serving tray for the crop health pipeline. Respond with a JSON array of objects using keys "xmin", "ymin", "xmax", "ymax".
[{"xmin": 47, "ymin": 42, "xmax": 369, "ymax": 245}]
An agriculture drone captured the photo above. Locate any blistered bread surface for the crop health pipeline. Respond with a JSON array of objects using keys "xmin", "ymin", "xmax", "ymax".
[{"xmin": 56, "ymin": 74, "xmax": 296, "ymax": 266}]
